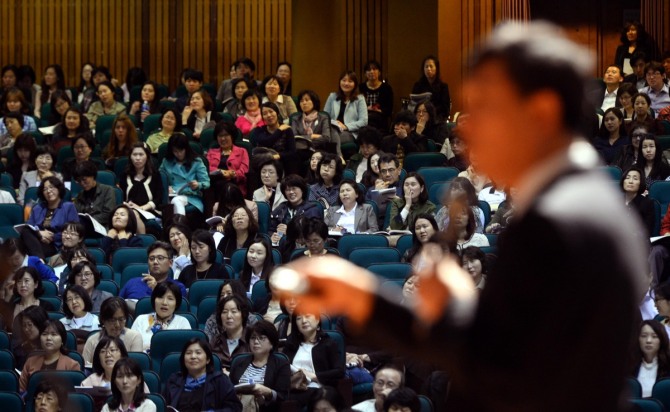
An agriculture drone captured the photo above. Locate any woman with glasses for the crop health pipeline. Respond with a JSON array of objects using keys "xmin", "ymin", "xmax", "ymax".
[
  {"xmin": 12, "ymin": 306, "xmax": 48, "ymax": 369},
  {"xmin": 56, "ymin": 245, "xmax": 93, "ymax": 295},
  {"xmin": 179, "ymin": 229, "xmax": 229, "ymax": 289},
  {"xmin": 210, "ymin": 295, "xmax": 251, "ymax": 369},
  {"xmin": 131, "ymin": 282, "xmax": 192, "ymax": 351},
  {"xmin": 20, "ymin": 176, "xmax": 79, "ymax": 260},
  {"xmin": 269, "ymin": 175, "xmax": 321, "ymax": 246},
  {"xmin": 82, "ymin": 297, "xmax": 143, "ymax": 365},
  {"xmin": 60, "ymin": 133, "xmax": 96, "ymax": 183},
  {"xmin": 229, "ymin": 319, "xmax": 290, "ymax": 411},
  {"xmin": 66, "ymin": 261, "xmax": 112, "ymax": 312},
  {"xmin": 18, "ymin": 145, "xmax": 61, "ymax": 206},
  {"xmin": 217, "ymin": 205, "xmax": 259, "ymax": 260},
  {"xmin": 60, "ymin": 284, "xmax": 100, "ymax": 350},
  {"xmin": 81, "ymin": 336, "xmax": 128, "ymax": 388},
  {"xmin": 309, "ymin": 153, "xmax": 342, "ymax": 207}
]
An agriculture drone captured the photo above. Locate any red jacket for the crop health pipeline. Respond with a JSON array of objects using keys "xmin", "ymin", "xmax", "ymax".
[{"xmin": 206, "ymin": 144, "xmax": 249, "ymax": 196}]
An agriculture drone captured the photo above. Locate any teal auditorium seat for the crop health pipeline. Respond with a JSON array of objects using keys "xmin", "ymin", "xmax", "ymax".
[
  {"xmin": 97, "ymin": 279, "xmax": 120, "ymax": 296},
  {"xmin": 349, "ymin": 247, "xmax": 400, "ymax": 268},
  {"xmin": 337, "ymin": 234, "xmax": 388, "ymax": 259},
  {"xmin": 0, "ymin": 203, "xmax": 24, "ymax": 240},
  {"xmin": 143, "ymin": 370, "xmax": 161, "ymax": 393},
  {"xmin": 0, "ymin": 330, "xmax": 9, "ymax": 349},
  {"xmin": 42, "ymin": 281, "xmax": 58, "ymax": 296},
  {"xmin": 402, "ymin": 153, "xmax": 446, "ymax": 173},
  {"xmin": 112, "ymin": 248, "xmax": 149, "ymax": 283},
  {"xmin": 158, "ymin": 350, "xmax": 219, "ymax": 390},
  {"xmin": 256, "ymin": 201, "xmax": 271, "ymax": 234},
  {"xmin": 598, "ymin": 165, "xmax": 622, "ymax": 181},
  {"xmin": 0, "ymin": 392, "xmax": 23, "ymax": 412},
  {"xmin": 368, "ymin": 263, "xmax": 412, "ymax": 280},
  {"xmin": 188, "ymin": 279, "xmax": 225, "ymax": 314},
  {"xmin": 197, "ymin": 296, "xmax": 218, "ymax": 328},
  {"xmin": 428, "ymin": 182, "xmax": 449, "ymax": 206},
  {"xmin": 632, "ymin": 398, "xmax": 664, "ymax": 412},
  {"xmin": 0, "ymin": 349, "xmax": 15, "ymax": 369},
  {"xmin": 120, "ymin": 263, "xmax": 150, "ymax": 289},
  {"xmin": 0, "ymin": 369, "xmax": 19, "ymax": 391},
  {"xmin": 652, "ymin": 378, "xmax": 670, "ymax": 411},
  {"xmin": 478, "ymin": 200, "xmax": 492, "ymax": 227},
  {"xmin": 128, "ymin": 351, "xmax": 152, "ymax": 371},
  {"xmin": 395, "ymin": 234, "xmax": 413, "ymax": 259},
  {"xmin": 417, "ymin": 166, "xmax": 459, "ymax": 189}
]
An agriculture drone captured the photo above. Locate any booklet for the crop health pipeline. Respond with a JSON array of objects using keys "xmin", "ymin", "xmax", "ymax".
[{"xmin": 78, "ymin": 213, "xmax": 107, "ymax": 237}]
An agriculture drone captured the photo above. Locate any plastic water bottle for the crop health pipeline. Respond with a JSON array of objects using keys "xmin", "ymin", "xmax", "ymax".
[{"xmin": 141, "ymin": 100, "xmax": 150, "ymax": 113}]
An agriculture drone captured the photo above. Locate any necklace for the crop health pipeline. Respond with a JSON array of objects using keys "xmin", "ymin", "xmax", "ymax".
[{"xmin": 196, "ymin": 265, "xmax": 211, "ymax": 280}]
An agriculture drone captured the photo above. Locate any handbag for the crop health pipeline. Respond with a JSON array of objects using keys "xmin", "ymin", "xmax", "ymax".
[
  {"xmin": 238, "ymin": 394, "xmax": 260, "ymax": 412},
  {"xmin": 290, "ymin": 369, "xmax": 309, "ymax": 391}
]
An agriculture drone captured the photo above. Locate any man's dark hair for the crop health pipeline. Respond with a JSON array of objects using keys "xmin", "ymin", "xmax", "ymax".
[{"xmin": 471, "ymin": 22, "xmax": 593, "ymax": 134}]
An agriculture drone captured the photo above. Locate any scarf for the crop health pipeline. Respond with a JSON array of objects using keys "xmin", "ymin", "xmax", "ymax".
[
  {"xmin": 244, "ymin": 108, "xmax": 262, "ymax": 127},
  {"xmin": 149, "ymin": 312, "xmax": 174, "ymax": 334},
  {"xmin": 302, "ymin": 111, "xmax": 319, "ymax": 136},
  {"xmin": 184, "ymin": 373, "xmax": 207, "ymax": 392}
]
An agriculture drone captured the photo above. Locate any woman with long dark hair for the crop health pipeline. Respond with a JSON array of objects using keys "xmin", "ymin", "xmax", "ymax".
[
  {"xmin": 103, "ymin": 358, "xmax": 156, "ymax": 412},
  {"xmin": 411, "ymin": 55, "xmax": 451, "ymax": 121},
  {"xmin": 593, "ymin": 107, "xmax": 630, "ymax": 165},
  {"xmin": 615, "ymin": 21, "xmax": 656, "ymax": 75},
  {"xmin": 638, "ymin": 133, "xmax": 670, "ymax": 188},
  {"xmin": 120, "ymin": 143, "xmax": 164, "ymax": 233},
  {"xmin": 217, "ymin": 205, "xmax": 259, "ymax": 259},
  {"xmin": 621, "ymin": 166, "xmax": 654, "ymax": 238},
  {"xmin": 179, "ymin": 229, "xmax": 229, "ymax": 288},
  {"xmin": 34, "ymin": 64, "xmax": 71, "ymax": 119},
  {"xmin": 240, "ymin": 236, "xmax": 275, "ymax": 294},
  {"xmin": 631, "ymin": 320, "xmax": 670, "ymax": 398}
]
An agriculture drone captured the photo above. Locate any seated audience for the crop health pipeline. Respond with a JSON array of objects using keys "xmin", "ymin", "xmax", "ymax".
[
  {"xmin": 179, "ymin": 229, "xmax": 229, "ymax": 288},
  {"xmin": 380, "ymin": 111, "xmax": 428, "ymax": 169},
  {"xmin": 388, "ymin": 172, "xmax": 436, "ymax": 231},
  {"xmin": 66, "ymin": 261, "xmax": 112, "ymax": 313},
  {"xmin": 325, "ymin": 178, "xmax": 378, "ymax": 234}
]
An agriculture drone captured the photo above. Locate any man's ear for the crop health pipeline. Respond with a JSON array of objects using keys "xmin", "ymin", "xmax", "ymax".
[{"xmin": 526, "ymin": 90, "xmax": 563, "ymax": 136}]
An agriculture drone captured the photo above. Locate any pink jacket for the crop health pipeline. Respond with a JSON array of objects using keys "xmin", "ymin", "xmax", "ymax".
[
  {"xmin": 206, "ymin": 145, "xmax": 249, "ymax": 196},
  {"xmin": 20, "ymin": 353, "xmax": 81, "ymax": 392}
]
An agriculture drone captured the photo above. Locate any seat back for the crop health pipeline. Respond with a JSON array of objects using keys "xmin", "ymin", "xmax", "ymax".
[
  {"xmin": 94, "ymin": 115, "xmax": 119, "ymax": 138},
  {"xmin": 0, "ymin": 369, "xmax": 19, "ymax": 391},
  {"xmin": 150, "ymin": 329, "xmax": 207, "ymax": 371},
  {"xmin": 143, "ymin": 370, "xmax": 161, "ymax": 393},
  {"xmin": 256, "ymin": 201, "xmax": 271, "ymax": 234},
  {"xmin": 367, "ymin": 263, "xmax": 412, "ymax": 280},
  {"xmin": 417, "ymin": 166, "xmax": 459, "ymax": 189},
  {"xmin": 478, "ymin": 200, "xmax": 492, "ymax": 228},
  {"xmin": 120, "ymin": 263, "xmax": 150, "ymax": 289},
  {"xmin": 627, "ymin": 377, "xmax": 642, "ymax": 398},
  {"xmin": 402, "ymin": 153, "xmax": 446, "ymax": 173},
  {"xmin": 652, "ymin": 378, "xmax": 670, "ymax": 411},
  {"xmin": 632, "ymin": 398, "xmax": 665, "ymax": 412},
  {"xmin": 147, "ymin": 393, "xmax": 167, "ymax": 412},
  {"xmin": 128, "ymin": 351, "xmax": 152, "ymax": 371},
  {"xmin": 188, "ymin": 279, "xmax": 225, "ymax": 314},
  {"xmin": 598, "ymin": 165, "xmax": 622, "ymax": 181},
  {"xmin": 419, "ymin": 395, "xmax": 434, "ymax": 412},
  {"xmin": 42, "ymin": 280, "xmax": 59, "ymax": 296},
  {"xmin": 112, "ymin": 248, "xmax": 149, "ymax": 282},
  {"xmin": 650, "ymin": 181, "xmax": 670, "ymax": 218},
  {"xmin": 428, "ymin": 182, "xmax": 449, "ymax": 207},
  {"xmin": 88, "ymin": 247, "xmax": 106, "ymax": 265},
  {"xmin": 97, "ymin": 279, "xmax": 120, "ymax": 296},
  {"xmin": 0, "ymin": 330, "xmax": 10, "ymax": 349},
  {"xmin": 396, "ymin": 234, "xmax": 413, "ymax": 259},
  {"xmin": 251, "ymin": 280, "xmax": 268, "ymax": 308},
  {"xmin": 0, "ymin": 392, "xmax": 23, "ymax": 412},
  {"xmin": 0, "ymin": 349, "xmax": 15, "ymax": 370},
  {"xmin": 97, "ymin": 264, "xmax": 114, "ymax": 281},
  {"xmin": 0, "ymin": 203, "xmax": 24, "ymax": 240},
  {"xmin": 349, "ymin": 247, "xmax": 400, "ymax": 268},
  {"xmin": 337, "ymin": 234, "xmax": 389, "ymax": 259},
  {"xmin": 197, "ymin": 296, "xmax": 218, "ymax": 329},
  {"xmin": 143, "ymin": 113, "xmax": 163, "ymax": 136}
]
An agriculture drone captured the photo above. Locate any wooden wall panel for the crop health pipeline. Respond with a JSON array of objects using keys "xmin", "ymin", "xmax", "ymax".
[
  {"xmin": 0, "ymin": 0, "xmax": 291, "ymax": 92},
  {"xmin": 343, "ymin": 0, "xmax": 388, "ymax": 74}
]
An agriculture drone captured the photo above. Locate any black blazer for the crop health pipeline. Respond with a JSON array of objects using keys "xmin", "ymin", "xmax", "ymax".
[
  {"xmin": 229, "ymin": 353, "xmax": 291, "ymax": 411},
  {"xmin": 164, "ymin": 370, "xmax": 242, "ymax": 412},
  {"xmin": 353, "ymin": 165, "xmax": 646, "ymax": 412},
  {"xmin": 283, "ymin": 333, "xmax": 345, "ymax": 388}
]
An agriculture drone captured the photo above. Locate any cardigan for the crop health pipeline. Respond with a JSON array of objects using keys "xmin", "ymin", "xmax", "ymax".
[
  {"xmin": 159, "ymin": 157, "xmax": 210, "ymax": 212},
  {"xmin": 85, "ymin": 101, "xmax": 127, "ymax": 126},
  {"xmin": 229, "ymin": 354, "xmax": 291, "ymax": 411},
  {"xmin": 324, "ymin": 203, "xmax": 379, "ymax": 233},
  {"xmin": 388, "ymin": 199, "xmax": 436, "ymax": 231},
  {"xmin": 283, "ymin": 334, "xmax": 345, "ymax": 388},
  {"xmin": 205, "ymin": 145, "xmax": 249, "ymax": 196},
  {"xmin": 27, "ymin": 200, "xmax": 80, "ymax": 249},
  {"xmin": 253, "ymin": 184, "xmax": 287, "ymax": 212},
  {"xmin": 164, "ymin": 371, "xmax": 242, "ymax": 412},
  {"xmin": 323, "ymin": 94, "xmax": 368, "ymax": 136},
  {"xmin": 118, "ymin": 170, "xmax": 164, "ymax": 212},
  {"xmin": 18, "ymin": 170, "xmax": 64, "ymax": 206},
  {"xmin": 19, "ymin": 353, "xmax": 81, "ymax": 392}
]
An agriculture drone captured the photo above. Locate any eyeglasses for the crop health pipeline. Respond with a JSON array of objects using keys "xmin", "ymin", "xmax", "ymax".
[
  {"xmin": 249, "ymin": 335, "xmax": 269, "ymax": 343},
  {"xmin": 62, "ymin": 230, "xmax": 79, "ymax": 237},
  {"xmin": 373, "ymin": 379, "xmax": 399, "ymax": 390},
  {"xmin": 646, "ymin": 72, "xmax": 662, "ymax": 77},
  {"xmin": 105, "ymin": 317, "xmax": 126, "ymax": 325},
  {"xmin": 75, "ymin": 271, "xmax": 94, "ymax": 279},
  {"xmin": 42, "ymin": 186, "xmax": 57, "ymax": 193},
  {"xmin": 148, "ymin": 255, "xmax": 169, "ymax": 263},
  {"xmin": 73, "ymin": 145, "xmax": 89, "ymax": 150},
  {"xmin": 380, "ymin": 168, "xmax": 396, "ymax": 175},
  {"xmin": 101, "ymin": 347, "xmax": 120, "ymax": 356}
]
